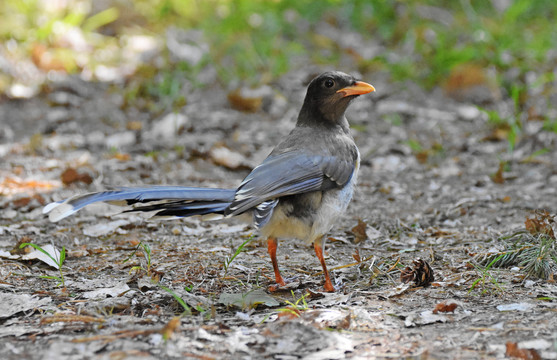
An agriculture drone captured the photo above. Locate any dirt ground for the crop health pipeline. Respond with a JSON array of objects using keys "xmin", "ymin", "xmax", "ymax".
[{"xmin": 1, "ymin": 69, "xmax": 556, "ymax": 359}]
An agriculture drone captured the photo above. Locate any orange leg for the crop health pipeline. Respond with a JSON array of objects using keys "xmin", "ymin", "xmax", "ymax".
[
  {"xmin": 267, "ymin": 237, "xmax": 286, "ymax": 288},
  {"xmin": 314, "ymin": 237, "xmax": 335, "ymax": 292}
]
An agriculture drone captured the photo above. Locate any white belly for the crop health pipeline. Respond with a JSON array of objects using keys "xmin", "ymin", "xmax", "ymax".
[{"xmin": 260, "ymin": 152, "xmax": 360, "ymax": 244}]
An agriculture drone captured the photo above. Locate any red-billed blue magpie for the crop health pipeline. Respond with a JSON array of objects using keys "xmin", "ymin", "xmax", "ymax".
[{"xmin": 44, "ymin": 71, "xmax": 375, "ymax": 292}]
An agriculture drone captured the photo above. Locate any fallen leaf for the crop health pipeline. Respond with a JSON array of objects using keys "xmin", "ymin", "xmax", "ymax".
[
  {"xmin": 126, "ymin": 121, "xmax": 143, "ymax": 131},
  {"xmin": 0, "ymin": 293, "xmax": 52, "ymax": 319},
  {"xmin": 218, "ymin": 289, "xmax": 279, "ymax": 309},
  {"xmin": 160, "ymin": 317, "xmax": 181, "ymax": 340},
  {"xmin": 404, "ymin": 310, "xmax": 448, "ymax": 327},
  {"xmin": 111, "ymin": 152, "xmax": 131, "ymax": 161},
  {"xmin": 277, "ymin": 307, "xmax": 302, "ymax": 320},
  {"xmin": 209, "ymin": 145, "xmax": 249, "ymax": 170},
  {"xmin": 149, "ymin": 113, "xmax": 188, "ymax": 141},
  {"xmin": 350, "ymin": 219, "xmax": 368, "ymax": 244},
  {"xmin": 227, "ymin": 88, "xmax": 263, "ymax": 112},
  {"xmin": 0, "ymin": 177, "xmax": 59, "ymax": 196},
  {"xmin": 61, "ymin": 168, "xmax": 93, "ymax": 186},
  {"xmin": 432, "ymin": 301, "xmax": 458, "ymax": 314},
  {"xmin": 443, "ymin": 63, "xmax": 500, "ymax": 103},
  {"xmin": 21, "ymin": 244, "xmax": 63, "ymax": 269},
  {"xmin": 82, "ymin": 283, "xmax": 131, "ymax": 299},
  {"xmin": 352, "ymin": 248, "xmax": 361, "ymax": 262},
  {"xmin": 505, "ymin": 342, "xmax": 541, "ymax": 360},
  {"xmin": 83, "ymin": 220, "xmax": 130, "ymax": 237},
  {"xmin": 415, "ymin": 150, "xmax": 429, "ymax": 164},
  {"xmin": 525, "ymin": 210, "xmax": 555, "ymax": 238},
  {"xmin": 491, "ymin": 162, "xmax": 505, "ymax": 184},
  {"xmin": 496, "ymin": 303, "xmax": 534, "ymax": 312},
  {"xmin": 41, "ymin": 314, "xmax": 105, "ymax": 325}
]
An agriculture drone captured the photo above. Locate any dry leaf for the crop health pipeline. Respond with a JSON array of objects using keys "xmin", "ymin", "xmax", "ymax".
[
  {"xmin": 0, "ymin": 177, "xmax": 58, "ymax": 196},
  {"xmin": 505, "ymin": 342, "xmax": 541, "ymax": 360},
  {"xmin": 11, "ymin": 194, "xmax": 45, "ymax": 209},
  {"xmin": 227, "ymin": 89, "xmax": 263, "ymax": 113},
  {"xmin": 41, "ymin": 314, "xmax": 105, "ymax": 325},
  {"xmin": 491, "ymin": 162, "xmax": 505, "ymax": 184},
  {"xmin": 126, "ymin": 121, "xmax": 143, "ymax": 131},
  {"xmin": 352, "ymin": 248, "xmax": 361, "ymax": 262},
  {"xmin": 160, "ymin": 317, "xmax": 181, "ymax": 340},
  {"xmin": 443, "ymin": 63, "xmax": 500, "ymax": 103},
  {"xmin": 277, "ymin": 307, "xmax": 302, "ymax": 320},
  {"xmin": 350, "ymin": 219, "xmax": 368, "ymax": 244},
  {"xmin": 432, "ymin": 301, "xmax": 458, "ymax": 314},
  {"xmin": 61, "ymin": 168, "xmax": 93, "ymax": 186},
  {"xmin": 209, "ymin": 145, "xmax": 249, "ymax": 170},
  {"xmin": 415, "ymin": 150, "xmax": 429, "ymax": 164},
  {"xmin": 31, "ymin": 43, "xmax": 68, "ymax": 72},
  {"xmin": 112, "ymin": 152, "xmax": 131, "ymax": 161},
  {"xmin": 525, "ymin": 210, "xmax": 555, "ymax": 238}
]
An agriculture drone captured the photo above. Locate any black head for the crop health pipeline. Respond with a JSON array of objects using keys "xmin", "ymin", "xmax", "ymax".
[{"xmin": 297, "ymin": 71, "xmax": 375, "ymax": 128}]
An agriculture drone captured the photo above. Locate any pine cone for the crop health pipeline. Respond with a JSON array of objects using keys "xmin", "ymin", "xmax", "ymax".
[{"xmin": 400, "ymin": 258, "xmax": 435, "ymax": 286}]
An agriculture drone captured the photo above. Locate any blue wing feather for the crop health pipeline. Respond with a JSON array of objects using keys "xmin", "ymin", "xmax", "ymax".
[{"xmin": 227, "ymin": 151, "xmax": 355, "ymax": 215}]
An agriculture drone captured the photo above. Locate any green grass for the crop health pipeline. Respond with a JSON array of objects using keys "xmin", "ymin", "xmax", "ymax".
[
  {"xmin": 223, "ymin": 235, "xmax": 254, "ymax": 275},
  {"xmin": 468, "ymin": 254, "xmax": 505, "ymax": 295},
  {"xmin": 1, "ymin": 0, "xmax": 556, "ymax": 143},
  {"xmin": 2, "ymin": 1, "xmax": 556, "ymax": 86},
  {"xmin": 275, "ymin": 290, "xmax": 309, "ymax": 318},
  {"xmin": 124, "ymin": 241, "xmax": 154, "ymax": 275}
]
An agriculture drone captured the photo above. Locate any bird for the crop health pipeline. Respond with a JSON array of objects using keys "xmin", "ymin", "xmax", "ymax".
[{"xmin": 43, "ymin": 71, "xmax": 375, "ymax": 292}]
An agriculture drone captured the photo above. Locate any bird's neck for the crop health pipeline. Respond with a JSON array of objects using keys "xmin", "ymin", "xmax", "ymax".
[{"xmin": 296, "ymin": 102, "xmax": 351, "ymax": 134}]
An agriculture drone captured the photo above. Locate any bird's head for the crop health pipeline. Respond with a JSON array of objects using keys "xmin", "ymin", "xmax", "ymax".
[{"xmin": 298, "ymin": 71, "xmax": 375, "ymax": 128}]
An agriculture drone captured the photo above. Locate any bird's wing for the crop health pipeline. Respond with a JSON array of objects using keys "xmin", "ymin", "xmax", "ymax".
[{"xmin": 227, "ymin": 151, "xmax": 356, "ymax": 215}]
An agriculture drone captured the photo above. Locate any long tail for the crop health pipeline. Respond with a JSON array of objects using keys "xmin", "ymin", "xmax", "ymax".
[{"xmin": 43, "ymin": 186, "xmax": 236, "ymax": 222}]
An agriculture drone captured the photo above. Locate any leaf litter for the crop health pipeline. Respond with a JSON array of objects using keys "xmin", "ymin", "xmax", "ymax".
[{"xmin": 1, "ymin": 70, "xmax": 557, "ymax": 359}]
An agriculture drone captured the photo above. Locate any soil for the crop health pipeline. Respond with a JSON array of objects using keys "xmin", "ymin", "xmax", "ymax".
[{"xmin": 1, "ymin": 69, "xmax": 556, "ymax": 360}]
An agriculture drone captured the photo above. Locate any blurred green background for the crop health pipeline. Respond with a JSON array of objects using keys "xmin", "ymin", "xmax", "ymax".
[{"xmin": 1, "ymin": 0, "xmax": 556, "ymax": 118}]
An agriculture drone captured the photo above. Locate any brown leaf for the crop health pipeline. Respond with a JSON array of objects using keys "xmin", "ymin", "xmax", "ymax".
[
  {"xmin": 505, "ymin": 342, "xmax": 541, "ymax": 360},
  {"xmin": 112, "ymin": 152, "xmax": 131, "ymax": 161},
  {"xmin": 160, "ymin": 316, "xmax": 181, "ymax": 340},
  {"xmin": 41, "ymin": 314, "xmax": 105, "ymax": 325},
  {"xmin": 12, "ymin": 197, "xmax": 31, "ymax": 208},
  {"xmin": 78, "ymin": 173, "xmax": 93, "ymax": 185},
  {"xmin": 443, "ymin": 63, "xmax": 500, "ymax": 103},
  {"xmin": 500, "ymin": 195, "xmax": 511, "ymax": 203},
  {"xmin": 351, "ymin": 219, "xmax": 368, "ymax": 244},
  {"xmin": 61, "ymin": 168, "xmax": 93, "ymax": 186},
  {"xmin": 432, "ymin": 301, "xmax": 458, "ymax": 314},
  {"xmin": 277, "ymin": 307, "xmax": 302, "ymax": 320},
  {"xmin": 31, "ymin": 43, "xmax": 68, "ymax": 72},
  {"xmin": 525, "ymin": 210, "xmax": 556, "ymax": 238},
  {"xmin": 227, "ymin": 89, "xmax": 262, "ymax": 113},
  {"xmin": 352, "ymin": 248, "xmax": 361, "ymax": 263},
  {"xmin": 61, "ymin": 168, "xmax": 79, "ymax": 185},
  {"xmin": 491, "ymin": 162, "xmax": 505, "ymax": 184},
  {"xmin": 415, "ymin": 150, "xmax": 429, "ymax": 164},
  {"xmin": 126, "ymin": 121, "xmax": 143, "ymax": 131},
  {"xmin": 11, "ymin": 236, "xmax": 34, "ymax": 255},
  {"xmin": 305, "ymin": 289, "xmax": 325, "ymax": 301},
  {"xmin": 11, "ymin": 194, "xmax": 45, "ymax": 209}
]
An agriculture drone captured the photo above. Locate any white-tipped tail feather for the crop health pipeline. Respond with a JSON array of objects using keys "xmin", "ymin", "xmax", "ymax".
[
  {"xmin": 45, "ymin": 202, "xmax": 80, "ymax": 222},
  {"xmin": 42, "ymin": 187, "xmax": 236, "ymax": 223}
]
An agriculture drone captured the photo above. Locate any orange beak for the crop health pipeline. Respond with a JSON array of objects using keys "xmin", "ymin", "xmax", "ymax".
[{"xmin": 337, "ymin": 81, "xmax": 376, "ymax": 97}]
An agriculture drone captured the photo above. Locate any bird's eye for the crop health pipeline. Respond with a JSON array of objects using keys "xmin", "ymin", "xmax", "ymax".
[{"xmin": 324, "ymin": 79, "xmax": 335, "ymax": 88}]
